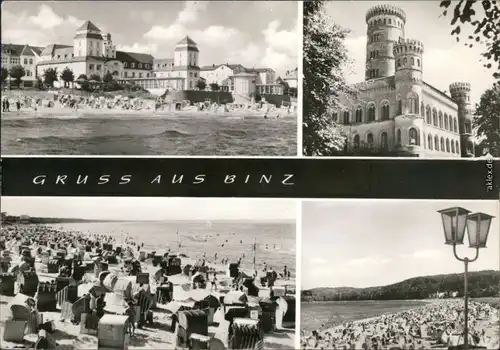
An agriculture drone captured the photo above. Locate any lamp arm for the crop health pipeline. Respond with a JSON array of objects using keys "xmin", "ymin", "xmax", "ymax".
[{"xmin": 453, "ymin": 245, "xmax": 480, "ymax": 263}]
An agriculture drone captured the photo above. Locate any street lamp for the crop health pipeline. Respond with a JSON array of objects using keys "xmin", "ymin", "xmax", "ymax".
[{"xmin": 438, "ymin": 207, "xmax": 494, "ymax": 348}]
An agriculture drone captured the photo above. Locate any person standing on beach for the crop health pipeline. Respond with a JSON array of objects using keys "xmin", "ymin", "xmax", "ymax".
[
  {"xmin": 125, "ymin": 301, "xmax": 136, "ymax": 336},
  {"xmin": 16, "ymin": 99, "xmax": 21, "ymax": 113},
  {"xmin": 211, "ymin": 272, "xmax": 218, "ymax": 291}
]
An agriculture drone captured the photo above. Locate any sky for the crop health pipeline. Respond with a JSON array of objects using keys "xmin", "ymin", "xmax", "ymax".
[
  {"xmin": 1, "ymin": 197, "xmax": 296, "ymax": 222},
  {"xmin": 302, "ymin": 200, "xmax": 499, "ymax": 290},
  {"xmin": 325, "ymin": 1, "xmax": 496, "ymax": 106},
  {"xmin": 1, "ymin": 1, "xmax": 298, "ymax": 76}
]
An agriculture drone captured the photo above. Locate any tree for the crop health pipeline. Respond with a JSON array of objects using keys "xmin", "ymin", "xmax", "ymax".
[
  {"xmin": 440, "ymin": 0, "xmax": 500, "ymax": 79},
  {"xmin": 43, "ymin": 68, "xmax": 58, "ymax": 88},
  {"xmin": 60, "ymin": 67, "xmax": 74, "ymax": 88},
  {"xmin": 103, "ymin": 72, "xmax": 114, "ymax": 83},
  {"xmin": 303, "ymin": 0, "xmax": 355, "ymax": 156},
  {"xmin": 209, "ymin": 83, "xmax": 220, "ymax": 91},
  {"xmin": 9, "ymin": 65, "xmax": 26, "ymax": 88},
  {"xmin": 254, "ymin": 94, "xmax": 262, "ymax": 103},
  {"xmin": 473, "ymin": 83, "xmax": 500, "ymax": 156},
  {"xmin": 196, "ymin": 79, "xmax": 206, "ymax": 90},
  {"xmin": 76, "ymin": 74, "xmax": 89, "ymax": 91},
  {"xmin": 89, "ymin": 74, "xmax": 101, "ymax": 82},
  {"xmin": 1, "ymin": 67, "xmax": 8, "ymax": 86}
]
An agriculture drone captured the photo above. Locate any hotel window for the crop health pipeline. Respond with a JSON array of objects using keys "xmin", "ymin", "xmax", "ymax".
[
  {"xmin": 57, "ymin": 55, "xmax": 61, "ymax": 59},
  {"xmin": 332, "ymin": 111, "xmax": 338, "ymax": 122},
  {"xmin": 456, "ymin": 140, "xmax": 459, "ymax": 153},
  {"xmin": 451, "ymin": 141, "xmax": 455, "ymax": 153},
  {"xmin": 124, "ymin": 72, "xmax": 128, "ymax": 77},
  {"xmin": 428, "ymin": 134, "xmax": 433, "ymax": 150},
  {"xmin": 139, "ymin": 64, "xmax": 142, "ymax": 68},
  {"xmin": 380, "ymin": 132, "xmax": 388, "ymax": 149},
  {"xmin": 132, "ymin": 72, "xmax": 135, "ymax": 78},
  {"xmin": 343, "ymin": 111, "xmax": 350, "ymax": 124},
  {"xmin": 124, "ymin": 62, "xmax": 128, "ymax": 68},
  {"xmin": 355, "ymin": 108, "xmax": 362, "ymax": 122},
  {"xmin": 131, "ymin": 63, "xmax": 135, "ymax": 68},
  {"xmin": 96, "ymin": 65, "xmax": 101, "ymax": 71},
  {"xmin": 444, "ymin": 113, "xmax": 449, "ymax": 130},
  {"xmin": 464, "ymin": 121, "xmax": 472, "ymax": 134},
  {"xmin": 446, "ymin": 139, "xmax": 450, "ymax": 152},
  {"xmin": 438, "ymin": 111, "xmax": 443, "ymax": 128},
  {"xmin": 432, "ymin": 109, "xmax": 438, "ymax": 126},
  {"xmin": 353, "ymin": 135, "xmax": 360, "ymax": 149},
  {"xmin": 89, "ymin": 64, "xmax": 94, "ymax": 70},
  {"xmin": 366, "ymin": 133, "xmax": 374, "ymax": 149},
  {"xmin": 146, "ymin": 73, "xmax": 150, "ymax": 77},
  {"xmin": 434, "ymin": 136, "xmax": 439, "ymax": 150},
  {"xmin": 417, "ymin": 59, "xmax": 420, "ymax": 67},
  {"xmin": 139, "ymin": 73, "xmax": 142, "ymax": 78},
  {"xmin": 381, "ymin": 102, "xmax": 390, "ymax": 120},
  {"xmin": 409, "ymin": 128, "xmax": 419, "ymax": 145},
  {"xmin": 64, "ymin": 54, "xmax": 68, "ymax": 59},
  {"xmin": 440, "ymin": 137, "xmax": 445, "ymax": 151},
  {"xmin": 24, "ymin": 58, "xmax": 28, "ymax": 64},
  {"xmin": 367, "ymin": 105, "xmax": 376, "ymax": 121}
]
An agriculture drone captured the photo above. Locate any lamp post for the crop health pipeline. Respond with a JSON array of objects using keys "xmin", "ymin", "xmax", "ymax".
[{"xmin": 438, "ymin": 207, "xmax": 494, "ymax": 348}]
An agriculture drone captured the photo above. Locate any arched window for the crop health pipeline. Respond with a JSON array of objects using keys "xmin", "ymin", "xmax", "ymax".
[
  {"xmin": 428, "ymin": 134, "xmax": 433, "ymax": 150},
  {"xmin": 397, "ymin": 58, "xmax": 401, "ymax": 67},
  {"xmin": 440, "ymin": 137, "xmax": 445, "ymax": 151},
  {"xmin": 432, "ymin": 109, "xmax": 438, "ymax": 126},
  {"xmin": 423, "ymin": 132, "xmax": 426, "ymax": 149},
  {"xmin": 451, "ymin": 140, "xmax": 455, "ymax": 153},
  {"xmin": 434, "ymin": 136, "xmax": 439, "ymax": 150},
  {"xmin": 403, "ymin": 57, "xmax": 407, "ymax": 65},
  {"xmin": 381, "ymin": 101, "xmax": 390, "ymax": 120},
  {"xmin": 381, "ymin": 132, "xmax": 388, "ymax": 149},
  {"xmin": 396, "ymin": 129, "xmax": 401, "ymax": 146},
  {"xmin": 332, "ymin": 111, "xmax": 338, "ymax": 122},
  {"xmin": 426, "ymin": 105, "xmax": 431, "ymax": 124},
  {"xmin": 411, "ymin": 57, "xmax": 415, "ymax": 65},
  {"xmin": 438, "ymin": 111, "xmax": 443, "ymax": 128},
  {"xmin": 408, "ymin": 95, "xmax": 418, "ymax": 114},
  {"xmin": 355, "ymin": 107, "xmax": 362, "ymax": 123},
  {"xmin": 397, "ymin": 99, "xmax": 403, "ymax": 115},
  {"xmin": 444, "ymin": 113, "xmax": 449, "ymax": 130},
  {"xmin": 456, "ymin": 140, "xmax": 459, "ymax": 153},
  {"xmin": 367, "ymin": 104, "xmax": 376, "ymax": 121},
  {"xmin": 366, "ymin": 133, "xmax": 374, "ymax": 149},
  {"xmin": 453, "ymin": 118, "xmax": 458, "ymax": 132},
  {"xmin": 343, "ymin": 111, "xmax": 350, "ymax": 124},
  {"xmin": 353, "ymin": 134, "xmax": 360, "ymax": 149},
  {"xmin": 464, "ymin": 121, "xmax": 472, "ymax": 134},
  {"xmin": 421, "ymin": 102, "xmax": 425, "ymax": 117},
  {"xmin": 417, "ymin": 58, "xmax": 420, "ymax": 67},
  {"xmin": 409, "ymin": 128, "xmax": 419, "ymax": 145},
  {"xmin": 449, "ymin": 115, "xmax": 453, "ymax": 131},
  {"xmin": 446, "ymin": 138, "xmax": 450, "ymax": 152}
]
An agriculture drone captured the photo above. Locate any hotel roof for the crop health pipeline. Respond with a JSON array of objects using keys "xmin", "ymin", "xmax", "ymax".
[
  {"xmin": 116, "ymin": 51, "xmax": 154, "ymax": 65},
  {"xmin": 77, "ymin": 20, "xmax": 102, "ymax": 32},
  {"xmin": 2, "ymin": 44, "xmax": 44, "ymax": 57},
  {"xmin": 177, "ymin": 36, "xmax": 197, "ymax": 46}
]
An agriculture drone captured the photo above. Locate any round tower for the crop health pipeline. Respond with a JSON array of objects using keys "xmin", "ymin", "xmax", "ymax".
[
  {"xmin": 449, "ymin": 82, "xmax": 474, "ymax": 157},
  {"xmin": 365, "ymin": 5, "xmax": 406, "ymax": 80}
]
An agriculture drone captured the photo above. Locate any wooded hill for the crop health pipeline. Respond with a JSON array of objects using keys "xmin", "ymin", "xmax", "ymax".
[{"xmin": 302, "ymin": 270, "xmax": 500, "ymax": 302}]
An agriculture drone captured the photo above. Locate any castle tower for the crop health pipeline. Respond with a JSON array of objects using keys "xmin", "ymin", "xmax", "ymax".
[
  {"xmin": 450, "ymin": 82, "xmax": 474, "ymax": 157},
  {"xmin": 102, "ymin": 33, "xmax": 116, "ymax": 59},
  {"xmin": 173, "ymin": 36, "xmax": 200, "ymax": 90},
  {"xmin": 73, "ymin": 20, "xmax": 103, "ymax": 57},
  {"xmin": 365, "ymin": 5, "xmax": 406, "ymax": 80},
  {"xmin": 393, "ymin": 38, "xmax": 424, "ymax": 115}
]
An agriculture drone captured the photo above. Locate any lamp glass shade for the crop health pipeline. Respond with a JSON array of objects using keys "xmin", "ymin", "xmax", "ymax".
[
  {"xmin": 438, "ymin": 207, "xmax": 471, "ymax": 245},
  {"xmin": 467, "ymin": 212, "xmax": 494, "ymax": 248}
]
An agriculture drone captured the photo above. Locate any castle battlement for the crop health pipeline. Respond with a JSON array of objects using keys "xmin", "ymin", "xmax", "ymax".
[
  {"xmin": 449, "ymin": 82, "xmax": 471, "ymax": 97},
  {"xmin": 366, "ymin": 5, "xmax": 406, "ymax": 24},
  {"xmin": 393, "ymin": 38, "xmax": 424, "ymax": 55}
]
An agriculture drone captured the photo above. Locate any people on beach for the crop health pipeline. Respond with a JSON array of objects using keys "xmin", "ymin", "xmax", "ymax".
[{"xmin": 125, "ymin": 301, "xmax": 136, "ymax": 336}]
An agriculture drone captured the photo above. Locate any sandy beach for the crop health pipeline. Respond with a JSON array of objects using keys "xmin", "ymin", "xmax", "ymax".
[{"xmin": 0, "ymin": 223, "xmax": 296, "ymax": 349}]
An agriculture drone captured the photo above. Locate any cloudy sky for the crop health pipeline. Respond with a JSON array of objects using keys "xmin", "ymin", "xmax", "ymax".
[
  {"xmin": 1, "ymin": 197, "xmax": 296, "ymax": 222},
  {"xmin": 326, "ymin": 1, "xmax": 496, "ymax": 105},
  {"xmin": 302, "ymin": 200, "xmax": 499, "ymax": 290},
  {"xmin": 1, "ymin": 1, "xmax": 298, "ymax": 76}
]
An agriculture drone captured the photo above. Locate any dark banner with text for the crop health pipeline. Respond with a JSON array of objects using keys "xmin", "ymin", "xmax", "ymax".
[{"xmin": 0, "ymin": 157, "xmax": 498, "ymax": 199}]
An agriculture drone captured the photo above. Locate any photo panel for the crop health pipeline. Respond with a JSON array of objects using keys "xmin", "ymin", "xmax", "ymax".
[
  {"xmin": 300, "ymin": 199, "xmax": 499, "ymax": 349},
  {"xmin": 1, "ymin": 1, "xmax": 299, "ymax": 156},
  {"xmin": 0, "ymin": 197, "xmax": 297, "ymax": 348},
  {"xmin": 303, "ymin": 1, "xmax": 499, "ymax": 158}
]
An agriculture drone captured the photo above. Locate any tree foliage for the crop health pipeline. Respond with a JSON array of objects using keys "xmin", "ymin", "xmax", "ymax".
[
  {"xmin": 302, "ymin": 270, "xmax": 500, "ymax": 301},
  {"xmin": 103, "ymin": 72, "xmax": 114, "ymax": 83},
  {"xmin": 209, "ymin": 83, "xmax": 220, "ymax": 91},
  {"xmin": 60, "ymin": 67, "xmax": 74, "ymax": 88},
  {"xmin": 1, "ymin": 67, "xmax": 8, "ymax": 84},
  {"xmin": 196, "ymin": 79, "xmax": 207, "ymax": 90},
  {"xmin": 473, "ymin": 82, "xmax": 500, "ymax": 155},
  {"xmin": 9, "ymin": 65, "xmax": 26, "ymax": 88},
  {"xmin": 89, "ymin": 74, "xmax": 101, "ymax": 82},
  {"xmin": 303, "ymin": 0, "xmax": 354, "ymax": 156},
  {"xmin": 440, "ymin": 0, "xmax": 500, "ymax": 79},
  {"xmin": 43, "ymin": 68, "xmax": 58, "ymax": 88}
]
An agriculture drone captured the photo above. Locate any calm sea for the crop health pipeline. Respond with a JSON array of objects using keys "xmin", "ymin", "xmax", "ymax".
[
  {"xmin": 301, "ymin": 300, "xmax": 431, "ymax": 333},
  {"xmin": 1, "ymin": 114, "xmax": 296, "ymax": 155},
  {"xmin": 54, "ymin": 220, "xmax": 296, "ymax": 275}
]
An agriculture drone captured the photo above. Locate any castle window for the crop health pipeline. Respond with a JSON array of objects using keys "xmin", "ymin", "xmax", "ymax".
[
  {"xmin": 451, "ymin": 141, "xmax": 455, "ymax": 153},
  {"xmin": 408, "ymin": 96, "xmax": 418, "ymax": 114},
  {"xmin": 355, "ymin": 107, "xmax": 362, "ymax": 123},
  {"xmin": 440, "ymin": 137, "xmax": 445, "ymax": 151},
  {"xmin": 381, "ymin": 101, "xmax": 390, "ymax": 120},
  {"xmin": 383, "ymin": 19, "xmax": 386, "ymax": 24},
  {"xmin": 367, "ymin": 104, "xmax": 376, "ymax": 121},
  {"xmin": 138, "ymin": 63, "xmax": 142, "ymax": 68},
  {"xmin": 428, "ymin": 134, "xmax": 433, "ymax": 150},
  {"xmin": 464, "ymin": 121, "xmax": 471, "ymax": 134},
  {"xmin": 131, "ymin": 63, "xmax": 135, "ymax": 68},
  {"xmin": 423, "ymin": 133, "xmax": 426, "ymax": 149},
  {"xmin": 89, "ymin": 64, "xmax": 94, "ymax": 70},
  {"xmin": 438, "ymin": 111, "xmax": 443, "ymax": 128},
  {"xmin": 449, "ymin": 115, "xmax": 453, "ymax": 131},
  {"xmin": 396, "ymin": 129, "xmax": 402, "ymax": 145},
  {"xmin": 124, "ymin": 72, "xmax": 128, "ymax": 77},
  {"xmin": 435, "ymin": 136, "xmax": 439, "ymax": 150},
  {"xmin": 375, "ymin": 69, "xmax": 379, "ymax": 77},
  {"xmin": 343, "ymin": 111, "xmax": 350, "ymax": 124},
  {"xmin": 453, "ymin": 118, "xmax": 458, "ymax": 132},
  {"xmin": 388, "ymin": 19, "xmax": 392, "ymax": 24},
  {"xmin": 146, "ymin": 73, "xmax": 150, "ymax": 77},
  {"xmin": 456, "ymin": 140, "xmax": 459, "ymax": 153},
  {"xmin": 24, "ymin": 58, "xmax": 28, "ymax": 65},
  {"xmin": 411, "ymin": 57, "xmax": 415, "ymax": 65},
  {"xmin": 353, "ymin": 135, "xmax": 360, "ymax": 149},
  {"xmin": 397, "ymin": 59, "xmax": 401, "ymax": 67},
  {"xmin": 444, "ymin": 113, "xmax": 449, "ymax": 130},
  {"xmin": 139, "ymin": 73, "xmax": 142, "ymax": 78},
  {"xmin": 96, "ymin": 65, "xmax": 101, "ymax": 71},
  {"xmin": 403, "ymin": 57, "xmax": 407, "ymax": 66},
  {"xmin": 446, "ymin": 139, "xmax": 450, "ymax": 152},
  {"xmin": 332, "ymin": 111, "xmax": 338, "ymax": 122},
  {"xmin": 380, "ymin": 132, "xmax": 388, "ymax": 150},
  {"xmin": 432, "ymin": 109, "xmax": 438, "ymax": 126},
  {"xmin": 409, "ymin": 128, "xmax": 419, "ymax": 145},
  {"xmin": 417, "ymin": 59, "xmax": 420, "ymax": 67},
  {"xmin": 397, "ymin": 99, "xmax": 402, "ymax": 115},
  {"xmin": 426, "ymin": 106, "xmax": 431, "ymax": 123},
  {"xmin": 421, "ymin": 102, "xmax": 425, "ymax": 117},
  {"xmin": 124, "ymin": 62, "xmax": 128, "ymax": 68},
  {"xmin": 366, "ymin": 133, "xmax": 374, "ymax": 149}
]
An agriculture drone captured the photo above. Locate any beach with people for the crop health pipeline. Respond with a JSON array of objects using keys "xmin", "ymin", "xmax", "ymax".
[
  {"xmin": 0, "ymin": 221, "xmax": 296, "ymax": 349},
  {"xmin": 300, "ymin": 299, "xmax": 499, "ymax": 349}
]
